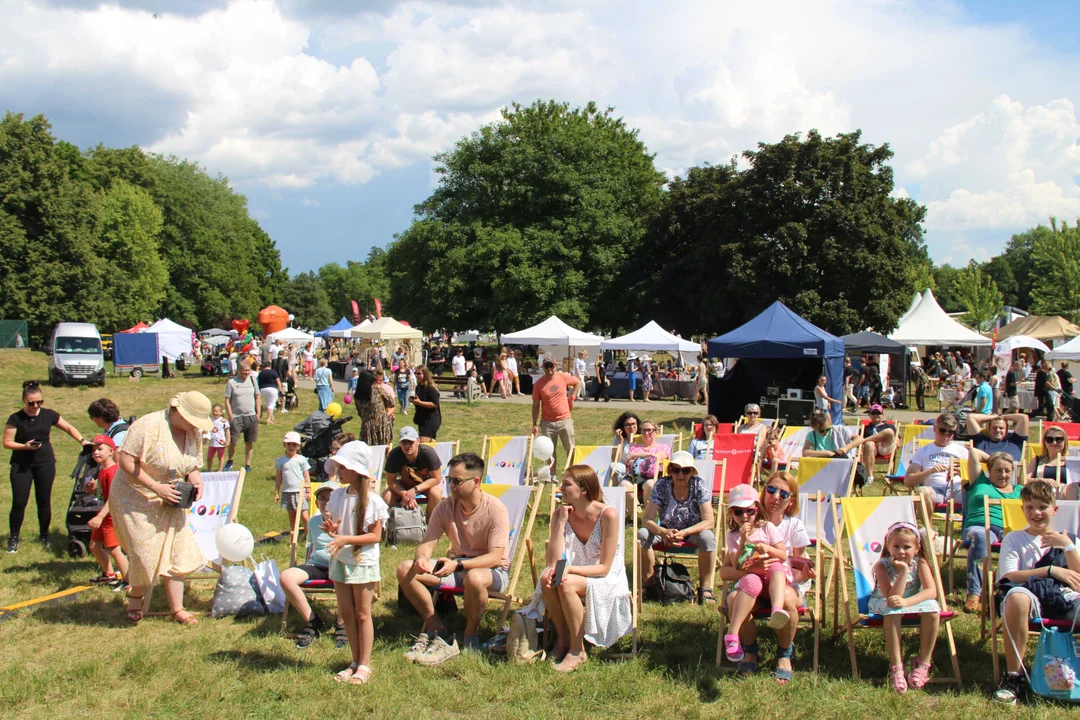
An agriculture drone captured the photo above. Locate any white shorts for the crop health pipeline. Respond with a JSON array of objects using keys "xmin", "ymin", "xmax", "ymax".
[{"xmin": 260, "ymin": 387, "xmax": 279, "ymax": 409}]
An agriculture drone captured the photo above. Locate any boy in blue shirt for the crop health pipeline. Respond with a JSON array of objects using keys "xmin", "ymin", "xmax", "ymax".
[{"xmin": 276, "ymin": 431, "xmax": 312, "ymax": 533}]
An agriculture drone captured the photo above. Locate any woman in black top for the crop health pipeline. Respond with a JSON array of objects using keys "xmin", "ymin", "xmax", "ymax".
[
  {"xmin": 410, "ymin": 366, "xmax": 442, "ymax": 442},
  {"xmin": 3, "ymin": 380, "xmax": 88, "ymax": 553}
]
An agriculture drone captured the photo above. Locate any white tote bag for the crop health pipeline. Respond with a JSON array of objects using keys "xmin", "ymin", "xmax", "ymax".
[{"xmin": 253, "ymin": 557, "xmax": 286, "ymax": 614}]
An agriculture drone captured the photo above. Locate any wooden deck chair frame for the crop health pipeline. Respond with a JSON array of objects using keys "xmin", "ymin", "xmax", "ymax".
[
  {"xmin": 714, "ymin": 491, "xmax": 824, "ymax": 672},
  {"xmin": 480, "ymin": 435, "xmax": 534, "ymax": 485},
  {"xmin": 831, "ymin": 495, "xmax": 963, "ymax": 687},
  {"xmin": 143, "ymin": 468, "xmax": 247, "ymax": 617},
  {"xmin": 605, "ymin": 485, "xmax": 639, "ymax": 659}
]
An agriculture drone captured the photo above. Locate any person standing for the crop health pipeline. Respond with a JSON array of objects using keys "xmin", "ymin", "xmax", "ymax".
[
  {"xmin": 592, "ymin": 354, "xmax": 610, "ymax": 402},
  {"xmin": 4, "ymin": 380, "xmax": 89, "ymax": 553},
  {"xmin": 531, "ymin": 358, "xmax": 581, "ymax": 471},
  {"xmin": 1003, "ymin": 360, "xmax": 1021, "ymax": 412},
  {"xmin": 627, "ymin": 355, "xmax": 640, "ymax": 403},
  {"xmin": 314, "ymin": 358, "xmax": 335, "ymax": 412},
  {"xmin": 1059, "ymin": 362, "xmax": 1076, "ymax": 418},
  {"xmin": 1034, "ymin": 360, "xmax": 1051, "ymax": 421},
  {"xmin": 257, "ymin": 362, "xmax": 283, "ymax": 425},
  {"xmin": 696, "ymin": 354, "xmax": 710, "ymax": 406},
  {"xmin": 573, "ymin": 351, "xmax": 588, "ymax": 400},
  {"xmin": 451, "ymin": 348, "xmax": 467, "ymax": 399},
  {"xmin": 506, "ymin": 349, "xmax": 521, "ymax": 396},
  {"xmin": 410, "ymin": 366, "xmax": 442, "ymax": 442},
  {"xmin": 224, "ymin": 359, "xmax": 261, "ymax": 473}
]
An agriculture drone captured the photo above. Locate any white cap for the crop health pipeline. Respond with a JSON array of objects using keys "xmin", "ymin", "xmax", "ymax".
[
  {"xmin": 283, "ymin": 431, "xmax": 302, "ymax": 445},
  {"xmin": 328, "ymin": 441, "xmax": 372, "ymax": 478}
]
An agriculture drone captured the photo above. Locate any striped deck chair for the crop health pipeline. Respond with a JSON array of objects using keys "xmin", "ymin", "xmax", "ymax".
[
  {"xmin": 795, "ymin": 457, "xmax": 857, "ymax": 549},
  {"xmin": 988, "ymin": 499, "xmax": 1080, "ymax": 679},
  {"xmin": 434, "ymin": 483, "xmax": 543, "ymax": 625},
  {"xmin": 569, "ymin": 445, "xmax": 618, "ymax": 485},
  {"xmin": 369, "ymin": 444, "xmax": 389, "ymax": 493},
  {"xmin": 604, "ymin": 485, "xmax": 639, "ymax": 658},
  {"xmin": 421, "ymin": 440, "xmax": 460, "ymax": 495},
  {"xmin": 481, "ymin": 435, "xmax": 532, "ymax": 485},
  {"xmin": 833, "ymin": 495, "xmax": 962, "ymax": 687},
  {"xmin": 883, "ymin": 438, "xmax": 936, "ymax": 495}
]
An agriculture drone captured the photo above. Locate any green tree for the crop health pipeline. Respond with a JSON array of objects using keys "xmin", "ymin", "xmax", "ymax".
[
  {"xmin": 283, "ymin": 271, "xmax": 335, "ymax": 331},
  {"xmin": 952, "ymin": 261, "xmax": 1002, "ymax": 332},
  {"xmin": 644, "ymin": 130, "xmax": 928, "ymax": 336},
  {"xmin": 97, "ymin": 179, "xmax": 167, "ymax": 327},
  {"xmin": 386, "ymin": 100, "xmax": 666, "ymax": 332},
  {"xmin": 1030, "ymin": 218, "xmax": 1080, "ymax": 323},
  {"xmin": 931, "ymin": 264, "xmax": 965, "ymax": 313},
  {"xmin": 318, "ymin": 251, "xmax": 390, "ymax": 322}
]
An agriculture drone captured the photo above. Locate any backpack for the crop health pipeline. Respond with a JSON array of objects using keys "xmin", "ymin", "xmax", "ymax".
[
  {"xmin": 387, "ymin": 506, "xmax": 427, "ymax": 545},
  {"xmin": 1031, "ymin": 608, "xmax": 1080, "ymax": 703},
  {"xmin": 644, "ymin": 559, "xmax": 695, "ymax": 605}
]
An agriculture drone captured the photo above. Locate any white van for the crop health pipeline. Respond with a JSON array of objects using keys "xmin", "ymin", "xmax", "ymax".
[{"xmin": 49, "ymin": 322, "xmax": 106, "ymax": 386}]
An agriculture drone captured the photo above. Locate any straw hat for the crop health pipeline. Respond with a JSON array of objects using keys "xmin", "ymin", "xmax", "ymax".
[{"xmin": 169, "ymin": 391, "xmax": 213, "ymax": 433}]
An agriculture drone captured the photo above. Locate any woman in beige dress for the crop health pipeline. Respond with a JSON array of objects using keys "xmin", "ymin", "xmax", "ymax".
[{"xmin": 112, "ymin": 392, "xmax": 214, "ymax": 625}]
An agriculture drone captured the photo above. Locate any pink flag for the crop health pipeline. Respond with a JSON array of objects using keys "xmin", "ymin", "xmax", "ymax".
[
  {"xmin": 374, "ymin": 298, "xmax": 382, "ymax": 319},
  {"xmin": 350, "ymin": 300, "xmax": 360, "ymax": 324}
]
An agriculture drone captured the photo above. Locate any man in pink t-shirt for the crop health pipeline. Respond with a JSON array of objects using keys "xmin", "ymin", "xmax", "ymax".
[{"xmin": 531, "ymin": 358, "xmax": 581, "ymax": 470}]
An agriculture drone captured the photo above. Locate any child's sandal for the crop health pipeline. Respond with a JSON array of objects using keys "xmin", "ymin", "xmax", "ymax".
[
  {"xmin": 348, "ymin": 665, "xmax": 373, "ymax": 685},
  {"xmin": 889, "ymin": 664, "xmax": 908, "ymax": 694},
  {"xmin": 723, "ymin": 634, "xmax": 743, "ymax": 662},
  {"xmin": 907, "ymin": 659, "xmax": 932, "ymax": 689},
  {"xmin": 334, "ymin": 662, "xmax": 359, "ymax": 683}
]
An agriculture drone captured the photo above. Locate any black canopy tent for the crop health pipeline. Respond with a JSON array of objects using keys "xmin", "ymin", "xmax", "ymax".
[{"xmin": 840, "ymin": 331, "xmax": 909, "ymax": 405}]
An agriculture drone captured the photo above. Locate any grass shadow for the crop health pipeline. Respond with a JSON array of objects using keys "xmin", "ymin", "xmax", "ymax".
[
  {"xmin": 209, "ymin": 649, "xmax": 311, "ymax": 673},
  {"xmin": 28, "ymin": 594, "xmax": 131, "ymax": 628},
  {"xmin": 2, "ymin": 558, "xmax": 93, "ymax": 588}
]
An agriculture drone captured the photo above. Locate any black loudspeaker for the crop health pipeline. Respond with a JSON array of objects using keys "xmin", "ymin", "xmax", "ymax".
[{"xmin": 778, "ymin": 399, "xmax": 815, "ymax": 427}]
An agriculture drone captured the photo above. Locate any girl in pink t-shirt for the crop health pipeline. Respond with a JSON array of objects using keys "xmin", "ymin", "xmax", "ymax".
[{"xmin": 721, "ymin": 484, "xmax": 792, "ymax": 662}]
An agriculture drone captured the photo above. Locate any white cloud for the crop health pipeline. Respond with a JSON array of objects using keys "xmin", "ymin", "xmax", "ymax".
[{"xmin": 301, "ymin": 196, "xmax": 320, "ymax": 206}]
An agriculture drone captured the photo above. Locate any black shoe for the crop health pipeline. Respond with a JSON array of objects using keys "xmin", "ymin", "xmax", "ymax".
[
  {"xmin": 38, "ymin": 534, "xmax": 51, "ymax": 551},
  {"xmin": 6, "ymin": 536, "xmax": 18, "ymax": 554},
  {"xmin": 295, "ymin": 614, "xmax": 325, "ymax": 649},
  {"xmin": 334, "ymin": 621, "xmax": 347, "ymax": 649},
  {"xmin": 992, "ymin": 672, "xmax": 1030, "ymax": 704}
]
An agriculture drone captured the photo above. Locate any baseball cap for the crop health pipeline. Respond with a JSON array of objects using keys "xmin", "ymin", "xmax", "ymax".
[
  {"xmin": 314, "ymin": 481, "xmax": 341, "ymax": 497},
  {"xmin": 283, "ymin": 431, "xmax": 302, "ymax": 445},
  {"xmin": 667, "ymin": 450, "xmax": 697, "ymax": 474},
  {"xmin": 399, "ymin": 426, "xmax": 419, "ymax": 442},
  {"xmin": 728, "ymin": 484, "xmax": 758, "ymax": 509},
  {"xmin": 542, "ymin": 358, "xmax": 556, "ymax": 368},
  {"xmin": 91, "ymin": 434, "xmax": 116, "ymax": 450},
  {"xmin": 869, "ymin": 404, "xmax": 884, "ymax": 414},
  {"xmin": 328, "ymin": 441, "xmax": 372, "ymax": 478}
]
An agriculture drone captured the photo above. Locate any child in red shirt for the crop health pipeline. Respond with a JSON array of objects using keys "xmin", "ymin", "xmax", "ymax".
[{"xmin": 85, "ymin": 435, "xmax": 128, "ymax": 590}]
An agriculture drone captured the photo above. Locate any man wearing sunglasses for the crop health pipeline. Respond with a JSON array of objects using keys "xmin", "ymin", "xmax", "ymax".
[
  {"xmin": 396, "ymin": 452, "xmax": 509, "ymax": 665},
  {"xmin": 905, "ymin": 413, "xmax": 969, "ymax": 518},
  {"xmin": 965, "ymin": 410, "xmax": 1029, "ymax": 461}
]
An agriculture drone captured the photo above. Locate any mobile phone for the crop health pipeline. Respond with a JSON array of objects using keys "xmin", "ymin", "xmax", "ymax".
[
  {"xmin": 26, "ymin": 439, "xmax": 41, "ymax": 449},
  {"xmin": 432, "ymin": 560, "xmax": 446, "ymax": 573},
  {"xmin": 552, "ymin": 559, "xmax": 567, "ymax": 586}
]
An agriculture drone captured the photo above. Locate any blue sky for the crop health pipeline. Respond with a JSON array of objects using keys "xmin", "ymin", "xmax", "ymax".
[{"xmin": 2, "ymin": 0, "xmax": 1079, "ymax": 274}]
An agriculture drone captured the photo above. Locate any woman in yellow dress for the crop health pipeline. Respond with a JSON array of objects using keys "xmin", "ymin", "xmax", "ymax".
[{"xmin": 112, "ymin": 392, "xmax": 214, "ymax": 625}]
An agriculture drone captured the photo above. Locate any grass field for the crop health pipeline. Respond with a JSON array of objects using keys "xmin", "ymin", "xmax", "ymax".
[{"xmin": 0, "ymin": 350, "xmax": 1063, "ymax": 719}]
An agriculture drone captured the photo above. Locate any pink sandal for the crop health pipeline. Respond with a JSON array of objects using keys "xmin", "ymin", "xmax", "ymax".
[
  {"xmin": 724, "ymin": 634, "xmax": 743, "ymax": 661},
  {"xmin": 889, "ymin": 664, "xmax": 908, "ymax": 694},
  {"xmin": 907, "ymin": 659, "xmax": 931, "ymax": 689}
]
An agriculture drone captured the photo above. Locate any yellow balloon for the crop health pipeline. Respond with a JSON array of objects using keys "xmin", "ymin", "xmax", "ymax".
[{"xmin": 325, "ymin": 402, "xmax": 343, "ymax": 419}]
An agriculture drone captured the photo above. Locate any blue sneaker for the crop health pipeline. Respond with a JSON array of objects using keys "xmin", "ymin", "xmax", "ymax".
[
  {"xmin": 244, "ymin": 465, "xmax": 251, "ymax": 473},
  {"xmin": 222, "ymin": 460, "xmax": 234, "ymax": 471}
]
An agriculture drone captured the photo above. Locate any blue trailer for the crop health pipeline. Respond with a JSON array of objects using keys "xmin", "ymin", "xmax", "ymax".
[{"xmin": 113, "ymin": 332, "xmax": 160, "ymax": 378}]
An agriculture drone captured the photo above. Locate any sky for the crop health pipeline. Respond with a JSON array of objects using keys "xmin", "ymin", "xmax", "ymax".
[{"xmin": 2, "ymin": 0, "xmax": 1079, "ymax": 274}]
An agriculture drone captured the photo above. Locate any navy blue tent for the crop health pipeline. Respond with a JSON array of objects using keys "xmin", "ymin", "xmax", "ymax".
[
  {"xmin": 315, "ymin": 317, "xmax": 353, "ymax": 339},
  {"xmin": 707, "ymin": 302, "xmax": 846, "ymax": 423}
]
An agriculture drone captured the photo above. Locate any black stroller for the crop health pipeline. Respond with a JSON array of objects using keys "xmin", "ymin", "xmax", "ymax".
[
  {"xmin": 66, "ymin": 444, "xmax": 103, "ymax": 558},
  {"xmin": 299, "ymin": 415, "xmax": 353, "ymax": 482}
]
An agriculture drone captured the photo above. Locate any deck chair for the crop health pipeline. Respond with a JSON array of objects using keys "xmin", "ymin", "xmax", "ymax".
[
  {"xmin": 280, "ymin": 480, "xmax": 335, "ymax": 633},
  {"xmin": 712, "ymin": 434, "xmax": 758, "ymax": 495},
  {"xmin": 795, "ymin": 457, "xmax": 856, "ymax": 550},
  {"xmin": 715, "ymin": 491, "xmax": 824, "ymax": 671},
  {"xmin": 717, "ymin": 423, "xmax": 735, "ymax": 436},
  {"xmin": 481, "ymin": 435, "xmax": 532, "ymax": 485},
  {"xmin": 988, "ymin": 499, "xmax": 1080, "ymax": 679},
  {"xmin": 604, "ymin": 485, "xmax": 639, "ymax": 658},
  {"xmin": 422, "ymin": 440, "xmax": 460, "ymax": 493},
  {"xmin": 883, "ymin": 438, "xmax": 936, "ymax": 495},
  {"xmin": 369, "ymin": 444, "xmax": 389, "ymax": 493},
  {"xmin": 569, "ymin": 444, "xmax": 618, "ymax": 485},
  {"xmin": 1046, "ymin": 422, "xmax": 1080, "ymax": 442},
  {"xmin": 656, "ymin": 433, "xmax": 682, "ymax": 455},
  {"xmin": 833, "ymin": 495, "xmax": 962, "ymax": 687},
  {"xmin": 779, "ymin": 426, "xmax": 810, "ymax": 468},
  {"xmin": 434, "ymin": 483, "xmax": 543, "ymax": 625}
]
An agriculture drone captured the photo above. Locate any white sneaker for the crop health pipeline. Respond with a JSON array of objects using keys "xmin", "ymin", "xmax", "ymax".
[
  {"xmin": 404, "ymin": 632, "xmax": 433, "ymax": 663},
  {"xmin": 416, "ymin": 634, "xmax": 459, "ymax": 666}
]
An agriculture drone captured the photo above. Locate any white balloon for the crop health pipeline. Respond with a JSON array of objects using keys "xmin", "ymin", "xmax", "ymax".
[
  {"xmin": 288, "ymin": 314, "xmax": 295, "ymax": 322},
  {"xmin": 532, "ymin": 436, "xmax": 554, "ymax": 461},
  {"xmin": 216, "ymin": 523, "xmax": 254, "ymax": 562},
  {"xmin": 536, "ymin": 466, "xmax": 551, "ymax": 484}
]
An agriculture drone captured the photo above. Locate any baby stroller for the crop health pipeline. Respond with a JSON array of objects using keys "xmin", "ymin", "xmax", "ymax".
[
  {"xmin": 300, "ymin": 415, "xmax": 353, "ymax": 482},
  {"xmin": 282, "ymin": 375, "xmax": 299, "ymax": 411},
  {"xmin": 66, "ymin": 444, "xmax": 104, "ymax": 558}
]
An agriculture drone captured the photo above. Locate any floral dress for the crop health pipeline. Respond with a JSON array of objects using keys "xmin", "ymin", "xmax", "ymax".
[
  {"xmin": 110, "ymin": 410, "xmax": 207, "ymax": 587},
  {"xmin": 359, "ymin": 382, "xmax": 395, "ymax": 445},
  {"xmin": 867, "ymin": 558, "xmax": 941, "ymax": 616},
  {"xmin": 522, "ymin": 511, "xmax": 632, "ymax": 648},
  {"xmin": 642, "ymin": 361, "xmax": 654, "ymax": 396}
]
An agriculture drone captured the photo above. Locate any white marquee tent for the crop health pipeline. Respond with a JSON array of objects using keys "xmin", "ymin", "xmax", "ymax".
[
  {"xmin": 351, "ymin": 317, "xmax": 423, "ymax": 340},
  {"xmin": 1049, "ymin": 334, "xmax": 1080, "ymax": 361},
  {"xmin": 500, "ymin": 316, "xmax": 603, "ymax": 365},
  {"xmin": 888, "ymin": 289, "xmax": 991, "ymax": 347},
  {"xmin": 601, "ymin": 321, "xmax": 700, "ymax": 365},
  {"xmin": 145, "ymin": 318, "xmax": 194, "ymax": 361},
  {"xmin": 268, "ymin": 327, "xmax": 316, "ymax": 344}
]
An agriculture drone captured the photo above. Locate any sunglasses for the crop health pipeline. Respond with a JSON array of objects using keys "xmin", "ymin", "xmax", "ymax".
[
  {"xmin": 26, "ymin": 400, "xmax": 43, "ymax": 407},
  {"xmin": 731, "ymin": 507, "xmax": 757, "ymax": 517},
  {"xmin": 1046, "ymin": 436, "xmax": 1066, "ymax": 445},
  {"xmin": 935, "ymin": 427, "xmax": 955, "ymax": 436},
  {"xmin": 765, "ymin": 485, "xmax": 792, "ymax": 500},
  {"xmin": 641, "ymin": 428, "xmax": 656, "ymax": 434},
  {"xmin": 669, "ymin": 466, "xmax": 693, "ymax": 476},
  {"xmin": 745, "ymin": 411, "xmax": 760, "ymax": 416},
  {"xmin": 449, "ymin": 476, "xmax": 480, "ymax": 488}
]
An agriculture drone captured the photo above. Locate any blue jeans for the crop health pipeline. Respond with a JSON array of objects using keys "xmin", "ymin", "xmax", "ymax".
[
  {"xmin": 316, "ymin": 386, "xmax": 333, "ymax": 411},
  {"xmin": 964, "ymin": 524, "xmax": 1003, "ymax": 597},
  {"xmin": 396, "ymin": 383, "xmax": 410, "ymax": 412}
]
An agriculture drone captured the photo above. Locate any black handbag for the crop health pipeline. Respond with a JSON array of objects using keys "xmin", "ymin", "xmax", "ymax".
[{"xmin": 646, "ymin": 559, "xmax": 695, "ymax": 605}]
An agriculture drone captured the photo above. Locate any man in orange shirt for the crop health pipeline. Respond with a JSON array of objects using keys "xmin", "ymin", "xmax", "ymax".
[{"xmin": 531, "ymin": 358, "xmax": 581, "ymax": 470}]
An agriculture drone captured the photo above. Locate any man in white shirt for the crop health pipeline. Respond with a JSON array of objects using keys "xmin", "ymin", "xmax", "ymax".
[
  {"xmin": 904, "ymin": 413, "xmax": 969, "ymax": 517},
  {"xmin": 270, "ymin": 340, "xmax": 282, "ymax": 361},
  {"xmin": 451, "ymin": 347, "xmax": 467, "ymax": 398},
  {"xmin": 573, "ymin": 351, "xmax": 588, "ymax": 400}
]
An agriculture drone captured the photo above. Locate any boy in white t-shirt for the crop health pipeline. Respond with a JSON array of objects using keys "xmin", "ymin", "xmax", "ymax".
[{"xmin": 992, "ymin": 480, "xmax": 1080, "ymax": 705}]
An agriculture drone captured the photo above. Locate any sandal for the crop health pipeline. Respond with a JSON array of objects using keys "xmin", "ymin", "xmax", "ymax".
[
  {"xmin": 773, "ymin": 645, "xmax": 794, "ymax": 684},
  {"xmin": 907, "ymin": 658, "xmax": 932, "ymax": 689},
  {"xmin": 735, "ymin": 642, "xmax": 759, "ymax": 677},
  {"xmin": 767, "ymin": 607, "xmax": 790, "ymax": 629},
  {"xmin": 334, "ymin": 662, "xmax": 359, "ymax": 683},
  {"xmin": 723, "ymin": 634, "xmax": 744, "ymax": 662},
  {"xmin": 126, "ymin": 593, "xmax": 144, "ymax": 624},
  {"xmin": 348, "ymin": 665, "xmax": 373, "ymax": 685},
  {"xmin": 889, "ymin": 664, "xmax": 908, "ymax": 694},
  {"xmin": 172, "ymin": 609, "xmax": 199, "ymax": 626},
  {"xmin": 698, "ymin": 587, "xmax": 717, "ymax": 605},
  {"xmin": 334, "ymin": 621, "xmax": 348, "ymax": 650}
]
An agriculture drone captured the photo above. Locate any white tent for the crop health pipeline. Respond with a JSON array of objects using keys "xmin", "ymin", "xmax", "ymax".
[
  {"xmin": 145, "ymin": 318, "xmax": 194, "ymax": 361},
  {"xmin": 888, "ymin": 289, "xmax": 991, "ymax": 347},
  {"xmin": 330, "ymin": 319, "xmax": 370, "ymax": 338},
  {"xmin": 1049, "ymin": 334, "xmax": 1080, "ymax": 361},
  {"xmin": 995, "ymin": 334, "xmax": 1051, "ymax": 354},
  {"xmin": 896, "ymin": 291, "xmax": 922, "ymax": 325},
  {"xmin": 500, "ymin": 316, "xmax": 602, "ymax": 348},
  {"xmin": 351, "ymin": 317, "xmax": 423, "ymax": 340},
  {"xmin": 601, "ymin": 321, "xmax": 700, "ymax": 364},
  {"xmin": 268, "ymin": 327, "xmax": 316, "ymax": 344}
]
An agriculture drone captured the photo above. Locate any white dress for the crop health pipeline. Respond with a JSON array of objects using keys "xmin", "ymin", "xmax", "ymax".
[{"xmin": 522, "ymin": 512, "xmax": 632, "ymax": 648}]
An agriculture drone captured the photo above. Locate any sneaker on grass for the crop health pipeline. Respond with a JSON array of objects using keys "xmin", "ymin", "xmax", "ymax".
[
  {"xmin": 416, "ymin": 634, "xmax": 459, "ymax": 666},
  {"xmin": 992, "ymin": 672, "xmax": 1029, "ymax": 704},
  {"xmin": 404, "ymin": 632, "xmax": 434, "ymax": 663}
]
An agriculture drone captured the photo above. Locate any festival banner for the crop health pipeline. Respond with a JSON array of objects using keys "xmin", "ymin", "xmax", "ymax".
[{"xmin": 185, "ymin": 471, "xmax": 242, "ymax": 565}]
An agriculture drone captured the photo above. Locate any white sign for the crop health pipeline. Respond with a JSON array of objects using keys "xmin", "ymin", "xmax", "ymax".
[
  {"xmin": 185, "ymin": 471, "xmax": 241, "ymax": 565},
  {"xmin": 803, "ymin": 348, "xmax": 818, "ymax": 356}
]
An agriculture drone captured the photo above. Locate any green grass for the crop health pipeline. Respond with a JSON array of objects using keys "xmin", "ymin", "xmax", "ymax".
[{"xmin": 0, "ymin": 350, "xmax": 1063, "ymax": 718}]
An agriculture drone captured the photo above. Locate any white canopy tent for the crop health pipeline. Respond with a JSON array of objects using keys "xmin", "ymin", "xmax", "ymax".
[
  {"xmin": 501, "ymin": 316, "xmax": 603, "ymax": 366},
  {"xmin": 888, "ymin": 289, "xmax": 991, "ymax": 347},
  {"xmin": 995, "ymin": 334, "xmax": 1051, "ymax": 354},
  {"xmin": 145, "ymin": 318, "xmax": 194, "ymax": 361},
  {"xmin": 268, "ymin": 327, "xmax": 316, "ymax": 344},
  {"xmin": 896, "ymin": 291, "xmax": 923, "ymax": 326},
  {"xmin": 1049, "ymin": 334, "xmax": 1080, "ymax": 361},
  {"xmin": 601, "ymin": 321, "xmax": 700, "ymax": 365},
  {"xmin": 330, "ymin": 319, "xmax": 370, "ymax": 338},
  {"xmin": 351, "ymin": 317, "xmax": 423, "ymax": 340}
]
